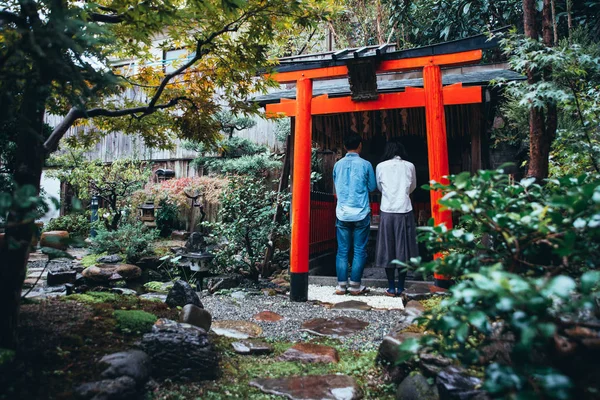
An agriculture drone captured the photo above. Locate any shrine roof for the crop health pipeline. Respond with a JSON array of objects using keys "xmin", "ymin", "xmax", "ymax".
[{"xmin": 253, "ymin": 68, "xmax": 524, "ymax": 106}]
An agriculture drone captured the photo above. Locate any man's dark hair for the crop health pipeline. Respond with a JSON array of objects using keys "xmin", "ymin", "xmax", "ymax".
[
  {"xmin": 381, "ymin": 138, "xmax": 408, "ymax": 161},
  {"xmin": 343, "ymin": 133, "xmax": 362, "ymax": 150}
]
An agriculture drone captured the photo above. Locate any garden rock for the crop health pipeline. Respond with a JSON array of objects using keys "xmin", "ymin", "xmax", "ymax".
[
  {"xmin": 436, "ymin": 366, "xmax": 484, "ymax": 400},
  {"xmin": 82, "ymin": 264, "xmax": 142, "ymax": 283},
  {"xmin": 165, "ymin": 280, "xmax": 202, "ymax": 308},
  {"xmin": 47, "ymin": 262, "xmax": 77, "ymax": 286},
  {"xmin": 97, "ymin": 254, "xmax": 123, "ymax": 264},
  {"xmin": 207, "ymin": 274, "xmax": 240, "ymax": 294},
  {"xmin": 419, "ymin": 353, "xmax": 453, "ymax": 377},
  {"xmin": 253, "ymin": 311, "xmax": 283, "ymax": 322},
  {"xmin": 301, "ymin": 316, "xmax": 369, "ymax": 338},
  {"xmin": 396, "ymin": 373, "xmax": 439, "ymax": 400},
  {"xmin": 74, "ymin": 376, "xmax": 139, "ymax": 400},
  {"xmin": 332, "ymin": 300, "xmax": 372, "ymax": 311},
  {"xmin": 180, "ymin": 304, "xmax": 212, "ymax": 332},
  {"xmin": 250, "ymin": 375, "xmax": 363, "ymax": 400},
  {"xmin": 377, "ymin": 327, "xmax": 423, "ymax": 383},
  {"xmin": 232, "ymin": 340, "xmax": 273, "ymax": 355},
  {"xmin": 111, "ymin": 288, "xmax": 138, "ymax": 296},
  {"xmin": 185, "ymin": 232, "xmax": 206, "ymax": 252},
  {"xmin": 100, "ymin": 350, "xmax": 151, "ymax": 386},
  {"xmin": 211, "ymin": 320, "xmax": 263, "ymax": 339},
  {"xmin": 139, "ymin": 293, "xmax": 167, "ymax": 302},
  {"xmin": 278, "ymin": 343, "xmax": 339, "ymax": 363},
  {"xmin": 170, "ymin": 230, "xmax": 189, "ymax": 241},
  {"xmin": 40, "ymin": 230, "xmax": 69, "ymax": 250},
  {"xmin": 141, "ymin": 319, "xmax": 219, "ymax": 381}
]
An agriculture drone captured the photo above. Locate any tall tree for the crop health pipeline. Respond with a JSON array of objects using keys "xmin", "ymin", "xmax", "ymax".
[{"xmin": 0, "ymin": 0, "xmax": 334, "ymax": 349}]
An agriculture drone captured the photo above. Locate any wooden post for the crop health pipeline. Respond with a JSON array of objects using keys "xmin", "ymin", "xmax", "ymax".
[
  {"xmin": 423, "ymin": 65, "xmax": 453, "ymax": 289},
  {"xmin": 290, "ymin": 78, "xmax": 312, "ymax": 301}
]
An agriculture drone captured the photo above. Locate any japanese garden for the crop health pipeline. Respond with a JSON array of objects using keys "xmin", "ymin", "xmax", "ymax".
[{"xmin": 1, "ymin": 0, "xmax": 599, "ymax": 399}]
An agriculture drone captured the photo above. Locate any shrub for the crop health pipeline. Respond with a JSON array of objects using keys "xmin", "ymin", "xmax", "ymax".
[
  {"xmin": 44, "ymin": 212, "xmax": 91, "ymax": 238},
  {"xmin": 397, "ymin": 170, "xmax": 600, "ymax": 399},
  {"xmin": 91, "ymin": 221, "xmax": 158, "ymax": 262},
  {"xmin": 113, "ymin": 310, "xmax": 157, "ymax": 334},
  {"xmin": 206, "ymin": 175, "xmax": 289, "ymax": 280},
  {"xmin": 156, "ymin": 199, "xmax": 180, "ymax": 238}
]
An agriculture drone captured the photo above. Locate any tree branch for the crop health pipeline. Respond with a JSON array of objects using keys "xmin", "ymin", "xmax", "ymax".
[
  {"xmin": 89, "ymin": 12, "xmax": 125, "ymax": 23},
  {"xmin": 0, "ymin": 10, "xmax": 26, "ymax": 26}
]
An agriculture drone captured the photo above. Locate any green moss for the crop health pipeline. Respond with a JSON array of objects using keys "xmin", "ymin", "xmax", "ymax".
[
  {"xmin": 64, "ymin": 291, "xmax": 120, "ymax": 304},
  {"xmin": 114, "ymin": 310, "xmax": 157, "ymax": 334},
  {"xmin": 0, "ymin": 348, "xmax": 16, "ymax": 366},
  {"xmin": 81, "ymin": 253, "xmax": 102, "ymax": 268},
  {"xmin": 420, "ymin": 296, "xmax": 444, "ymax": 313}
]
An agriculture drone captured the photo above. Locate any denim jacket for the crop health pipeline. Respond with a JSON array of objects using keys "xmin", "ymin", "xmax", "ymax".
[{"xmin": 333, "ymin": 153, "xmax": 377, "ymax": 222}]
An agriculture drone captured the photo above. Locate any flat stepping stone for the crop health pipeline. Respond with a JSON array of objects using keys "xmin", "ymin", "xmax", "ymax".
[
  {"xmin": 211, "ymin": 320, "xmax": 262, "ymax": 339},
  {"xmin": 253, "ymin": 311, "xmax": 283, "ymax": 322},
  {"xmin": 331, "ymin": 300, "xmax": 372, "ymax": 311},
  {"xmin": 301, "ymin": 317, "xmax": 368, "ymax": 338},
  {"xmin": 250, "ymin": 375, "xmax": 363, "ymax": 400},
  {"xmin": 278, "ymin": 343, "xmax": 339, "ymax": 363},
  {"xmin": 232, "ymin": 340, "xmax": 273, "ymax": 355}
]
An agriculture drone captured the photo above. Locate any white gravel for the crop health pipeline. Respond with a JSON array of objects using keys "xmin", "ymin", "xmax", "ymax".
[
  {"xmin": 307, "ymin": 285, "xmax": 405, "ymax": 310},
  {"xmin": 201, "ymin": 285, "xmax": 409, "ymax": 351}
]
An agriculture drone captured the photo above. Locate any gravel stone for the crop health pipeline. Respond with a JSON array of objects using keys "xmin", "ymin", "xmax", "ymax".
[{"xmin": 202, "ymin": 284, "xmax": 408, "ymax": 351}]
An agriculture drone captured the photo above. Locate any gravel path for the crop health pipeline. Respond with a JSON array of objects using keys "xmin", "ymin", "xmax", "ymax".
[{"xmin": 202, "ymin": 285, "xmax": 407, "ymax": 351}]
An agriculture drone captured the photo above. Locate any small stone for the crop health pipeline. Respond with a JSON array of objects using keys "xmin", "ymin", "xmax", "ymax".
[
  {"xmin": 166, "ymin": 280, "xmax": 202, "ymax": 308},
  {"xmin": 253, "ymin": 311, "xmax": 283, "ymax": 322},
  {"xmin": 180, "ymin": 304, "xmax": 212, "ymax": 332},
  {"xmin": 100, "ymin": 350, "xmax": 151, "ymax": 386},
  {"xmin": 231, "ymin": 291, "xmax": 247, "ymax": 300},
  {"xmin": 301, "ymin": 316, "xmax": 369, "ymax": 338},
  {"xmin": 97, "ymin": 254, "xmax": 123, "ymax": 264},
  {"xmin": 74, "ymin": 376, "xmax": 138, "ymax": 400},
  {"xmin": 436, "ymin": 366, "xmax": 484, "ymax": 400},
  {"xmin": 40, "ymin": 231, "xmax": 69, "ymax": 250},
  {"xmin": 111, "ymin": 288, "xmax": 138, "ymax": 296},
  {"xmin": 211, "ymin": 320, "xmax": 262, "ymax": 339},
  {"xmin": 396, "ymin": 373, "xmax": 439, "ymax": 400},
  {"xmin": 405, "ymin": 300, "xmax": 425, "ymax": 313},
  {"xmin": 140, "ymin": 293, "xmax": 166, "ymax": 302},
  {"xmin": 278, "ymin": 343, "xmax": 340, "ymax": 363},
  {"xmin": 171, "ymin": 230, "xmax": 190, "ymax": 241},
  {"xmin": 207, "ymin": 274, "xmax": 240, "ymax": 294},
  {"xmin": 332, "ymin": 300, "xmax": 372, "ymax": 311},
  {"xmin": 23, "ymin": 278, "xmax": 38, "ymax": 288},
  {"xmin": 232, "ymin": 340, "xmax": 274, "ymax": 355},
  {"xmin": 250, "ymin": 375, "xmax": 363, "ymax": 400}
]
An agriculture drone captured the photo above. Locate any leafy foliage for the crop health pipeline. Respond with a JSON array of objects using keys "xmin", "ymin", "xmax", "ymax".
[
  {"xmin": 155, "ymin": 199, "xmax": 180, "ymax": 238},
  {"xmin": 91, "ymin": 221, "xmax": 158, "ymax": 263},
  {"xmin": 397, "ymin": 170, "xmax": 600, "ymax": 399},
  {"xmin": 206, "ymin": 176, "xmax": 289, "ymax": 279},
  {"xmin": 43, "ymin": 213, "xmax": 91, "ymax": 238},
  {"xmin": 496, "ymin": 29, "xmax": 600, "ymax": 176}
]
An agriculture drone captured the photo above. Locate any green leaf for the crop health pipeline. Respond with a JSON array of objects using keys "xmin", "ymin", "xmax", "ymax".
[
  {"xmin": 580, "ymin": 271, "xmax": 600, "ymax": 294},
  {"xmin": 455, "ymin": 323, "xmax": 469, "ymax": 343},
  {"xmin": 544, "ymin": 276, "xmax": 576, "ymax": 298},
  {"xmin": 468, "ymin": 311, "xmax": 490, "ymax": 332}
]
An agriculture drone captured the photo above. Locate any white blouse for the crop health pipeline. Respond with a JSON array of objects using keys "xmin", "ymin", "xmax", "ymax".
[{"xmin": 376, "ymin": 156, "xmax": 417, "ymax": 213}]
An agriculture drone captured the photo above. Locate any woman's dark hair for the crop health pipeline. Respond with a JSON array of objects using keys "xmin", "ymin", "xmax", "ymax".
[{"xmin": 381, "ymin": 138, "xmax": 408, "ymax": 161}]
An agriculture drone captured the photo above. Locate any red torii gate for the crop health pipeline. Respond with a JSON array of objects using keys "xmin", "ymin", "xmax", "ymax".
[{"xmin": 266, "ymin": 49, "xmax": 484, "ymax": 301}]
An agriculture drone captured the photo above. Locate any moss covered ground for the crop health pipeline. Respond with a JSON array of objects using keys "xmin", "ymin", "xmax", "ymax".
[{"xmin": 2, "ymin": 293, "xmax": 397, "ymax": 400}]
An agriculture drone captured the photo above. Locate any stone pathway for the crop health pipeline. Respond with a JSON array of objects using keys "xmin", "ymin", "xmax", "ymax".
[{"xmin": 250, "ymin": 375, "xmax": 363, "ymax": 400}]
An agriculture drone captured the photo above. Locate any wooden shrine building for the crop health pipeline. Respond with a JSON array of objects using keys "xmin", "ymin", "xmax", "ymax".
[{"xmin": 254, "ymin": 33, "xmax": 524, "ymax": 301}]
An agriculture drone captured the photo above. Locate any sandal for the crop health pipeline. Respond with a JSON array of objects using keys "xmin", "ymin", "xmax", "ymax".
[
  {"xmin": 335, "ymin": 286, "xmax": 348, "ymax": 295},
  {"xmin": 348, "ymin": 286, "xmax": 370, "ymax": 296},
  {"xmin": 384, "ymin": 289, "xmax": 396, "ymax": 297}
]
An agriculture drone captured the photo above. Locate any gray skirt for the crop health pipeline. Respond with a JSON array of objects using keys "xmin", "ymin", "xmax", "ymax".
[{"xmin": 376, "ymin": 210, "xmax": 418, "ymax": 268}]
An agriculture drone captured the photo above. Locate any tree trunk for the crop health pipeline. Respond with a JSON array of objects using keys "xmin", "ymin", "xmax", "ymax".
[{"xmin": 0, "ymin": 83, "xmax": 47, "ymax": 349}]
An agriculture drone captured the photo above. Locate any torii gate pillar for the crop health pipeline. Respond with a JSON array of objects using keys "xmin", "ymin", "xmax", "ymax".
[
  {"xmin": 289, "ymin": 78, "xmax": 312, "ymax": 301},
  {"xmin": 423, "ymin": 65, "xmax": 453, "ymax": 288}
]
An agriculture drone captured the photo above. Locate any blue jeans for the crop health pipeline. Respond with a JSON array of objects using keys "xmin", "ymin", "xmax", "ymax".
[{"xmin": 336, "ymin": 215, "xmax": 371, "ymax": 285}]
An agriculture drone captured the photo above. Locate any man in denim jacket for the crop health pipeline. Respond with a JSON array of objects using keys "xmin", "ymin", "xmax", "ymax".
[{"xmin": 333, "ymin": 133, "xmax": 377, "ymax": 295}]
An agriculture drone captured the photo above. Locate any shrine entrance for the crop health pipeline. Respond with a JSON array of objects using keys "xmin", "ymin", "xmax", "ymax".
[{"xmin": 256, "ymin": 33, "xmax": 522, "ymax": 301}]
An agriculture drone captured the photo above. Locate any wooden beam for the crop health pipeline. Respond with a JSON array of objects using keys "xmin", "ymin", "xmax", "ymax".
[
  {"xmin": 269, "ymin": 50, "xmax": 483, "ymax": 83},
  {"xmin": 265, "ymin": 84, "xmax": 481, "ymax": 117},
  {"xmin": 289, "ymin": 78, "xmax": 312, "ymax": 302}
]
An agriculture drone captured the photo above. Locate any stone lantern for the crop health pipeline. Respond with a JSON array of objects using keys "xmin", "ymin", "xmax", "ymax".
[{"xmin": 139, "ymin": 200, "xmax": 161, "ymax": 227}]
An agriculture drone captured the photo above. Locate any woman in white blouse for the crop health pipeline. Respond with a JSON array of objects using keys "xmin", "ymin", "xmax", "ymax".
[{"xmin": 375, "ymin": 138, "xmax": 418, "ymax": 297}]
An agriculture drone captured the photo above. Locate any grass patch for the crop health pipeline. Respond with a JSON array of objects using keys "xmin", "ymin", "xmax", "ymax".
[
  {"xmin": 150, "ymin": 335, "xmax": 396, "ymax": 399},
  {"xmin": 114, "ymin": 310, "xmax": 157, "ymax": 334}
]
